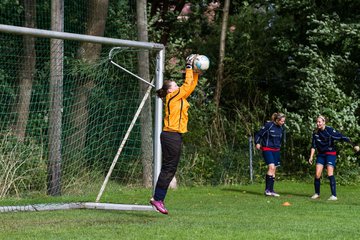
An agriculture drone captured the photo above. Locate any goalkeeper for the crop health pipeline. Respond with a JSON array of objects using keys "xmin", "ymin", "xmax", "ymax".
[
  {"xmin": 150, "ymin": 54, "xmax": 200, "ymax": 214},
  {"xmin": 308, "ymin": 115, "xmax": 359, "ymax": 201}
]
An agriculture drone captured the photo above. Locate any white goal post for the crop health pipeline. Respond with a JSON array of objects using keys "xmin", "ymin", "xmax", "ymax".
[{"xmin": 0, "ymin": 24, "xmax": 164, "ymax": 212}]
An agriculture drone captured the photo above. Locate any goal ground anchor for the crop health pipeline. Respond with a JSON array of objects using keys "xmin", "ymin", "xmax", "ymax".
[{"xmin": 0, "ymin": 202, "xmax": 154, "ymax": 213}]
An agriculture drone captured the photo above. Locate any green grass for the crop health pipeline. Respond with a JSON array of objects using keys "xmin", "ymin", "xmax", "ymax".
[{"xmin": 1, "ymin": 181, "xmax": 360, "ymax": 239}]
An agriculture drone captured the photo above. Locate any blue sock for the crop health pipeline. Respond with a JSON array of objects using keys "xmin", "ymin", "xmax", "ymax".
[
  {"xmin": 265, "ymin": 175, "xmax": 271, "ymax": 191},
  {"xmin": 265, "ymin": 175, "xmax": 274, "ymax": 192},
  {"xmin": 314, "ymin": 177, "xmax": 320, "ymax": 195},
  {"xmin": 269, "ymin": 175, "xmax": 275, "ymax": 192},
  {"xmin": 328, "ymin": 175, "xmax": 336, "ymax": 197}
]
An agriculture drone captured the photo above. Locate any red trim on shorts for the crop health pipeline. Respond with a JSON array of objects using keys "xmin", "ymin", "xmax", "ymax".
[
  {"xmin": 324, "ymin": 151, "xmax": 337, "ymax": 155},
  {"xmin": 261, "ymin": 147, "xmax": 280, "ymax": 152}
]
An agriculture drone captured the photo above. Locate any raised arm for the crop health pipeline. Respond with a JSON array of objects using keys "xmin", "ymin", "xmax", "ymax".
[
  {"xmin": 183, "ymin": 70, "xmax": 199, "ymax": 98},
  {"xmin": 169, "ymin": 68, "xmax": 198, "ymax": 101}
]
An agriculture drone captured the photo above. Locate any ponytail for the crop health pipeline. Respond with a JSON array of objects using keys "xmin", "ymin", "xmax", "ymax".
[
  {"xmin": 271, "ymin": 112, "xmax": 285, "ymax": 122},
  {"xmin": 156, "ymin": 80, "xmax": 172, "ymax": 101},
  {"xmin": 156, "ymin": 88, "xmax": 167, "ymax": 99}
]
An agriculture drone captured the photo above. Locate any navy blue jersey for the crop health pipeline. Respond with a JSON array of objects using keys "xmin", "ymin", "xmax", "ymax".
[
  {"xmin": 311, "ymin": 126, "xmax": 351, "ymax": 153},
  {"xmin": 255, "ymin": 121, "xmax": 285, "ymax": 149}
]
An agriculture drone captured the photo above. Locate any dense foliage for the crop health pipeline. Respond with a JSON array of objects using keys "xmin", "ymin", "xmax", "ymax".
[
  {"xmin": 0, "ymin": 0, "xmax": 360, "ymax": 188},
  {"xmin": 157, "ymin": 0, "xmax": 360, "ymax": 184}
]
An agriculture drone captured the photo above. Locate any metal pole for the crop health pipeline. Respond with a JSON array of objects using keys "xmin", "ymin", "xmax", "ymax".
[
  {"xmin": 0, "ymin": 24, "xmax": 164, "ymax": 50},
  {"xmin": 110, "ymin": 60, "xmax": 155, "ymax": 87},
  {"xmin": 249, "ymin": 136, "xmax": 253, "ymax": 183},
  {"xmin": 153, "ymin": 49, "xmax": 165, "ymax": 190}
]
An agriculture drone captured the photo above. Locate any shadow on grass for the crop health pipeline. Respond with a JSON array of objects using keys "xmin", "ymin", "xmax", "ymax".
[
  {"xmin": 220, "ymin": 188, "xmax": 263, "ymax": 196},
  {"xmin": 121, "ymin": 211, "xmax": 160, "ymax": 218},
  {"xmin": 278, "ymin": 191, "xmax": 311, "ymax": 197},
  {"xmin": 221, "ymin": 188, "xmax": 311, "ymax": 197}
]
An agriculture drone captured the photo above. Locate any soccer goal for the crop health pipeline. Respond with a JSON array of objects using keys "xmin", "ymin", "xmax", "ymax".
[{"xmin": 0, "ymin": 24, "xmax": 164, "ymax": 212}]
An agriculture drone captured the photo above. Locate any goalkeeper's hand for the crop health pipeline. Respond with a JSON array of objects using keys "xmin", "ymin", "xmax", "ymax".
[{"xmin": 186, "ymin": 54, "xmax": 197, "ymax": 69}]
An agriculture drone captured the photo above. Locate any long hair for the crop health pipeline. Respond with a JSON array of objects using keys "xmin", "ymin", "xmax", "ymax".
[{"xmin": 156, "ymin": 80, "xmax": 172, "ymax": 102}]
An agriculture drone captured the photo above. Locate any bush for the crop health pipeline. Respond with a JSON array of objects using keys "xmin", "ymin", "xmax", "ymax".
[{"xmin": 0, "ymin": 131, "xmax": 47, "ymax": 198}]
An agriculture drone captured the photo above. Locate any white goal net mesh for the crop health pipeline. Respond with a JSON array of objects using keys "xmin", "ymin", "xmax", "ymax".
[{"xmin": 0, "ymin": 28, "xmax": 162, "ymax": 212}]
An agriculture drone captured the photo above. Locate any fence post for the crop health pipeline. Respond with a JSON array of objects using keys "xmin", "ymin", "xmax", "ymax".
[{"xmin": 249, "ymin": 135, "xmax": 253, "ymax": 183}]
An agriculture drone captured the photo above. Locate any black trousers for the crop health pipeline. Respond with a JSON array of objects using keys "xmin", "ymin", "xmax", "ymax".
[{"xmin": 155, "ymin": 131, "xmax": 182, "ymax": 191}]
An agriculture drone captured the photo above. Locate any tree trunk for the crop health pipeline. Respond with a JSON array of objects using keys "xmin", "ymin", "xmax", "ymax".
[
  {"xmin": 214, "ymin": 0, "xmax": 230, "ymax": 110},
  {"xmin": 66, "ymin": 0, "xmax": 109, "ymax": 163},
  {"xmin": 77, "ymin": 0, "xmax": 109, "ymax": 62},
  {"xmin": 137, "ymin": 0, "xmax": 153, "ymax": 188},
  {"xmin": 48, "ymin": 0, "xmax": 64, "ymax": 196},
  {"xmin": 13, "ymin": 0, "xmax": 36, "ymax": 142}
]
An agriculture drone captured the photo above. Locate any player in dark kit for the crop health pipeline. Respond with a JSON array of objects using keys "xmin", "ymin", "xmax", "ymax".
[
  {"xmin": 255, "ymin": 113, "xmax": 286, "ymax": 197},
  {"xmin": 308, "ymin": 115, "xmax": 359, "ymax": 200}
]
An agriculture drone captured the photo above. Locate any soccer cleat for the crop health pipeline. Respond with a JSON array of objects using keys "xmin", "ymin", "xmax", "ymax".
[
  {"xmin": 265, "ymin": 190, "xmax": 280, "ymax": 197},
  {"xmin": 327, "ymin": 195, "xmax": 338, "ymax": 201},
  {"xmin": 311, "ymin": 193, "xmax": 320, "ymax": 199},
  {"xmin": 271, "ymin": 191, "xmax": 280, "ymax": 197},
  {"xmin": 264, "ymin": 190, "xmax": 272, "ymax": 196},
  {"xmin": 150, "ymin": 198, "xmax": 168, "ymax": 214}
]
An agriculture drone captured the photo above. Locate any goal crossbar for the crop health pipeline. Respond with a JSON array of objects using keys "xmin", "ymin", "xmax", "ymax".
[{"xmin": 0, "ymin": 24, "xmax": 164, "ymax": 50}]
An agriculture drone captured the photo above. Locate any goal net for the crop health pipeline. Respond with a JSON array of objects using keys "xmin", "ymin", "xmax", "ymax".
[{"xmin": 0, "ymin": 25, "xmax": 164, "ymax": 212}]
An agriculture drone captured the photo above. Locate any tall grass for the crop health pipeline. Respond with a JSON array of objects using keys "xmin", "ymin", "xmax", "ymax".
[
  {"xmin": 0, "ymin": 131, "xmax": 107, "ymax": 200},
  {"xmin": 0, "ymin": 132, "xmax": 46, "ymax": 197}
]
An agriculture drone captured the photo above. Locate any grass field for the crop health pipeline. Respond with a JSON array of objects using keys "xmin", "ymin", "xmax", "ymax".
[{"xmin": 1, "ymin": 181, "xmax": 360, "ymax": 239}]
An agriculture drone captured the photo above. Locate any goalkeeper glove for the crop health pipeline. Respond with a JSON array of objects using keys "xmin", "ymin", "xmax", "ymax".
[{"xmin": 186, "ymin": 54, "xmax": 197, "ymax": 69}]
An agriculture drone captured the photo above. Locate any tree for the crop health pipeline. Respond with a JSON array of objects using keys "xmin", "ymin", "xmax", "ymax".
[
  {"xmin": 136, "ymin": 0, "xmax": 153, "ymax": 187},
  {"xmin": 66, "ymin": 0, "xmax": 109, "ymax": 164},
  {"xmin": 48, "ymin": 0, "xmax": 64, "ymax": 196},
  {"xmin": 12, "ymin": 0, "xmax": 36, "ymax": 142},
  {"xmin": 214, "ymin": 0, "xmax": 230, "ymax": 109}
]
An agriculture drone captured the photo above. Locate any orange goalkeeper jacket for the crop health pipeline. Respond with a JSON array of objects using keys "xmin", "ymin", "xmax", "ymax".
[{"xmin": 163, "ymin": 68, "xmax": 199, "ymax": 133}]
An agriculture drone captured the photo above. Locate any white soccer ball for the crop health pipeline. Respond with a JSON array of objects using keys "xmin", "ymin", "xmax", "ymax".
[
  {"xmin": 194, "ymin": 55, "xmax": 210, "ymax": 72},
  {"xmin": 354, "ymin": 145, "xmax": 360, "ymax": 152}
]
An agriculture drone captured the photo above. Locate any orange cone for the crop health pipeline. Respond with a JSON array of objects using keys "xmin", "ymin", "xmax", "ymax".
[{"xmin": 282, "ymin": 201, "xmax": 291, "ymax": 206}]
